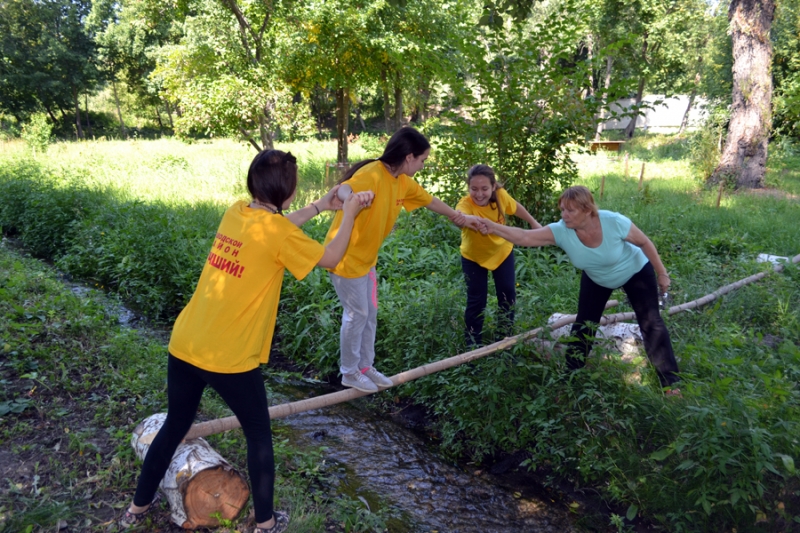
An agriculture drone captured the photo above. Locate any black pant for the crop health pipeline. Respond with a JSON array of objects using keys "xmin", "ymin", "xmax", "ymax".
[
  {"xmin": 462, "ymin": 252, "xmax": 516, "ymax": 347},
  {"xmin": 566, "ymin": 262, "xmax": 680, "ymax": 386},
  {"xmin": 133, "ymin": 354, "xmax": 276, "ymax": 523}
]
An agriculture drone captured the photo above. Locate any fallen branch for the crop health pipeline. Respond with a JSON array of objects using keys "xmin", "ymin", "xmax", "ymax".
[{"xmin": 174, "ymin": 253, "xmax": 798, "ymax": 441}]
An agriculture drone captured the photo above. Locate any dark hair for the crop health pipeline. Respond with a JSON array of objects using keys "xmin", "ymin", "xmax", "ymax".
[
  {"xmin": 467, "ymin": 164, "xmax": 505, "ymax": 223},
  {"xmin": 338, "ymin": 127, "xmax": 431, "ymax": 184},
  {"xmin": 247, "ymin": 150, "xmax": 298, "ymax": 214}
]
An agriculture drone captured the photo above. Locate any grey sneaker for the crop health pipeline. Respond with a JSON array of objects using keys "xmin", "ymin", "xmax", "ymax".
[
  {"xmin": 342, "ymin": 372, "xmax": 378, "ymax": 393},
  {"xmin": 362, "ymin": 366, "xmax": 393, "ymax": 389},
  {"xmin": 254, "ymin": 510, "xmax": 289, "ymax": 533}
]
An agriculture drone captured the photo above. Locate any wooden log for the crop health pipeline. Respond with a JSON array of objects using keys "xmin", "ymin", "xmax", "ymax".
[
  {"xmin": 132, "ymin": 413, "xmax": 250, "ymax": 529},
  {"xmin": 178, "ymin": 300, "xmax": 621, "ymax": 441}
]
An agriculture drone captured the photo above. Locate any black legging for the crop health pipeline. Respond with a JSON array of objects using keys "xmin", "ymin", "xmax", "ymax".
[
  {"xmin": 133, "ymin": 354, "xmax": 276, "ymax": 523},
  {"xmin": 462, "ymin": 252, "xmax": 516, "ymax": 347},
  {"xmin": 565, "ymin": 262, "xmax": 680, "ymax": 386}
]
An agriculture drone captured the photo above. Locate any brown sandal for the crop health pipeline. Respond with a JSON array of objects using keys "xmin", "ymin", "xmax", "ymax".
[{"xmin": 118, "ymin": 492, "xmax": 162, "ymax": 529}]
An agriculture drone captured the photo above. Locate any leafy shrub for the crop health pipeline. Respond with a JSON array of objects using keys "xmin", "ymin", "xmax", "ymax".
[{"xmin": 21, "ymin": 113, "xmax": 52, "ymax": 156}]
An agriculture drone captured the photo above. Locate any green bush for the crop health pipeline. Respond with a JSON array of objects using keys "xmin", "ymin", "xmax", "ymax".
[{"xmin": 20, "ymin": 113, "xmax": 53, "ymax": 156}]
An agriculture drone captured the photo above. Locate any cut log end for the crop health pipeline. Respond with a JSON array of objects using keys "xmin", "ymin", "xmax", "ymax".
[{"xmin": 181, "ymin": 464, "xmax": 250, "ymax": 529}]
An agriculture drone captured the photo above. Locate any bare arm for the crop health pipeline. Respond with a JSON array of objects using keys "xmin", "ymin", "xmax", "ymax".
[
  {"xmin": 426, "ymin": 197, "xmax": 466, "ymax": 226},
  {"xmin": 317, "ymin": 191, "xmax": 374, "ymax": 268},
  {"xmin": 286, "ymin": 185, "xmax": 345, "ymax": 227},
  {"xmin": 481, "ymin": 219, "xmax": 556, "ymax": 247},
  {"xmin": 513, "ymin": 201, "xmax": 542, "ymax": 229},
  {"xmin": 625, "ymin": 223, "xmax": 670, "ymax": 293}
]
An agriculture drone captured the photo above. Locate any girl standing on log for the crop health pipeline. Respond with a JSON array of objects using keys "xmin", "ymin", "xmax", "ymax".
[
  {"xmin": 120, "ymin": 150, "xmax": 374, "ymax": 533},
  {"xmin": 325, "ymin": 127, "xmax": 471, "ymax": 393},
  {"xmin": 475, "ymin": 185, "xmax": 680, "ymax": 392},
  {"xmin": 456, "ymin": 165, "xmax": 541, "ymax": 347}
]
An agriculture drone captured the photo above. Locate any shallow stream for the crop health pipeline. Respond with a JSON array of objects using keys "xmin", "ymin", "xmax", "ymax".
[{"xmin": 271, "ymin": 381, "xmax": 579, "ymax": 533}]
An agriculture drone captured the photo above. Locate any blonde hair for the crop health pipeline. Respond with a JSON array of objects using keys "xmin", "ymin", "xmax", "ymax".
[{"xmin": 558, "ymin": 186, "xmax": 598, "ymax": 217}]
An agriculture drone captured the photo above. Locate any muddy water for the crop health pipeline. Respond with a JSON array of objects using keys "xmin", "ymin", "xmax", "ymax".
[{"xmin": 271, "ymin": 381, "xmax": 579, "ymax": 533}]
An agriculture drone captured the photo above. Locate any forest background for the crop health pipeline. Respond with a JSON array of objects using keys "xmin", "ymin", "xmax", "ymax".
[{"xmin": 1, "ymin": 0, "xmax": 800, "ymax": 532}]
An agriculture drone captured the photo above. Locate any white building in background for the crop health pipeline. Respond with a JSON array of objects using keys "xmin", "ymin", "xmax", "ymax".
[{"xmin": 602, "ymin": 95, "xmax": 709, "ymax": 132}]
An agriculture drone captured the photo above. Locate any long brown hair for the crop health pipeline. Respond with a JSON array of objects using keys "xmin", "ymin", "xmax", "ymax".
[
  {"xmin": 338, "ymin": 127, "xmax": 430, "ymax": 184},
  {"xmin": 467, "ymin": 164, "xmax": 505, "ymax": 223}
]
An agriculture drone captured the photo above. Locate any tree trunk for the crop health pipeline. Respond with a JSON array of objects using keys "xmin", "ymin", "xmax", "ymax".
[
  {"xmin": 73, "ymin": 87, "xmax": 83, "ymax": 140},
  {"xmin": 132, "ymin": 413, "xmax": 250, "ymax": 529},
  {"xmin": 624, "ymin": 34, "xmax": 648, "ymax": 140},
  {"xmin": 154, "ymin": 105, "xmax": 164, "ymax": 131},
  {"xmin": 259, "ymin": 106, "xmax": 274, "ymax": 150},
  {"xmin": 44, "ymin": 105, "xmax": 58, "ymax": 124},
  {"xmin": 678, "ymin": 76, "xmax": 699, "ymax": 136},
  {"xmin": 382, "ymin": 69, "xmax": 392, "ymax": 133},
  {"xmin": 336, "ymin": 87, "xmax": 350, "ymax": 163},
  {"xmin": 595, "ymin": 56, "xmax": 613, "ymax": 140},
  {"xmin": 112, "ymin": 80, "xmax": 127, "ymax": 139},
  {"xmin": 710, "ymin": 0, "xmax": 775, "ymax": 188},
  {"xmin": 355, "ymin": 107, "xmax": 366, "ymax": 132},
  {"xmin": 394, "ymin": 74, "xmax": 403, "ymax": 130},
  {"xmin": 84, "ymin": 94, "xmax": 93, "ymax": 138},
  {"xmin": 624, "ymin": 77, "xmax": 646, "ymax": 139},
  {"xmin": 164, "ymin": 98, "xmax": 175, "ymax": 129}
]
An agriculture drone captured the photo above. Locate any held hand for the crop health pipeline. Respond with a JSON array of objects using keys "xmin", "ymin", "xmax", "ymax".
[
  {"xmin": 343, "ymin": 190, "xmax": 373, "ymax": 216},
  {"xmin": 462, "ymin": 215, "xmax": 484, "ymax": 232},
  {"xmin": 354, "ymin": 190, "xmax": 374, "ymax": 207},
  {"xmin": 449, "ymin": 211, "xmax": 467, "ymax": 227},
  {"xmin": 657, "ymin": 273, "xmax": 671, "ymax": 294},
  {"xmin": 319, "ymin": 184, "xmax": 344, "ymax": 211}
]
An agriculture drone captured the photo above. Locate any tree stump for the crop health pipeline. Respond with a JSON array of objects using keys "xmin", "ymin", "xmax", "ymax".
[{"xmin": 132, "ymin": 413, "xmax": 250, "ymax": 529}]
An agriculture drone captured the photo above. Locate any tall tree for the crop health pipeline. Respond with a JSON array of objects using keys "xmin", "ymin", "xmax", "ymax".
[
  {"xmin": 710, "ymin": 0, "xmax": 776, "ymax": 188},
  {"xmin": 0, "ymin": 0, "xmax": 100, "ymax": 135}
]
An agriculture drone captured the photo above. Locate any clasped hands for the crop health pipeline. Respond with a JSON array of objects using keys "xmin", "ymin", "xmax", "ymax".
[{"xmin": 449, "ymin": 213, "xmax": 491, "ymax": 235}]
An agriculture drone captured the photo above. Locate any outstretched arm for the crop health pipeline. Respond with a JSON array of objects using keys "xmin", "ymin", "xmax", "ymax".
[
  {"xmin": 625, "ymin": 223, "xmax": 670, "ymax": 293},
  {"xmin": 426, "ymin": 197, "xmax": 466, "ymax": 226},
  {"xmin": 481, "ymin": 219, "xmax": 556, "ymax": 247},
  {"xmin": 513, "ymin": 202, "xmax": 542, "ymax": 229}
]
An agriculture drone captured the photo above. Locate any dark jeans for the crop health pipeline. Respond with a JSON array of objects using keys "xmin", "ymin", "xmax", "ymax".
[
  {"xmin": 133, "ymin": 354, "xmax": 276, "ymax": 523},
  {"xmin": 566, "ymin": 262, "xmax": 680, "ymax": 386},
  {"xmin": 462, "ymin": 252, "xmax": 516, "ymax": 347}
]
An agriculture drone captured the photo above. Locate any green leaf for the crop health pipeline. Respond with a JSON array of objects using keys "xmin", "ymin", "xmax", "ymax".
[
  {"xmin": 777, "ymin": 454, "xmax": 796, "ymax": 475},
  {"xmin": 649, "ymin": 447, "xmax": 674, "ymax": 461},
  {"xmin": 626, "ymin": 504, "xmax": 638, "ymax": 521}
]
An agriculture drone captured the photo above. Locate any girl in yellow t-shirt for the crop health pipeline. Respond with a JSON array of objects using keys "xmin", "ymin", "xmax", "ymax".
[
  {"xmin": 120, "ymin": 150, "xmax": 373, "ymax": 533},
  {"xmin": 324, "ymin": 127, "xmax": 472, "ymax": 393},
  {"xmin": 456, "ymin": 164, "xmax": 541, "ymax": 347}
]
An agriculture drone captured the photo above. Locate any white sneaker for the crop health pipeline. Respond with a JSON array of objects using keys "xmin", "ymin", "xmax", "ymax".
[
  {"xmin": 342, "ymin": 372, "xmax": 378, "ymax": 393},
  {"xmin": 362, "ymin": 367, "xmax": 393, "ymax": 389}
]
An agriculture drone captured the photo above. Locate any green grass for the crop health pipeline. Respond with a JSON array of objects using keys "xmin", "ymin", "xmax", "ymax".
[
  {"xmin": 0, "ymin": 242, "xmax": 387, "ymax": 533},
  {"xmin": 1, "ymin": 133, "xmax": 800, "ymax": 532}
]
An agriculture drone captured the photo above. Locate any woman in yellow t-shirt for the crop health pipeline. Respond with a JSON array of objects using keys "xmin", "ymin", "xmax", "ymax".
[
  {"xmin": 324, "ymin": 127, "xmax": 470, "ymax": 393},
  {"xmin": 120, "ymin": 150, "xmax": 373, "ymax": 533},
  {"xmin": 456, "ymin": 164, "xmax": 541, "ymax": 347}
]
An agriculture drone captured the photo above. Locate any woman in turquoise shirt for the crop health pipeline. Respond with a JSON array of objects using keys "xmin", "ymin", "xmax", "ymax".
[{"xmin": 474, "ymin": 185, "xmax": 680, "ymax": 391}]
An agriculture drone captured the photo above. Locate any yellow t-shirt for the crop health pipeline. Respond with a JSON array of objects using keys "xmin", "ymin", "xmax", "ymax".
[
  {"xmin": 457, "ymin": 188, "xmax": 518, "ymax": 271},
  {"xmin": 324, "ymin": 161, "xmax": 433, "ymax": 278},
  {"xmin": 169, "ymin": 201, "xmax": 325, "ymax": 373}
]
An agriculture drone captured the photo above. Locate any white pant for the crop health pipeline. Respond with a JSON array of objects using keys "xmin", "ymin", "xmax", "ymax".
[{"xmin": 329, "ymin": 268, "xmax": 378, "ymax": 376}]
